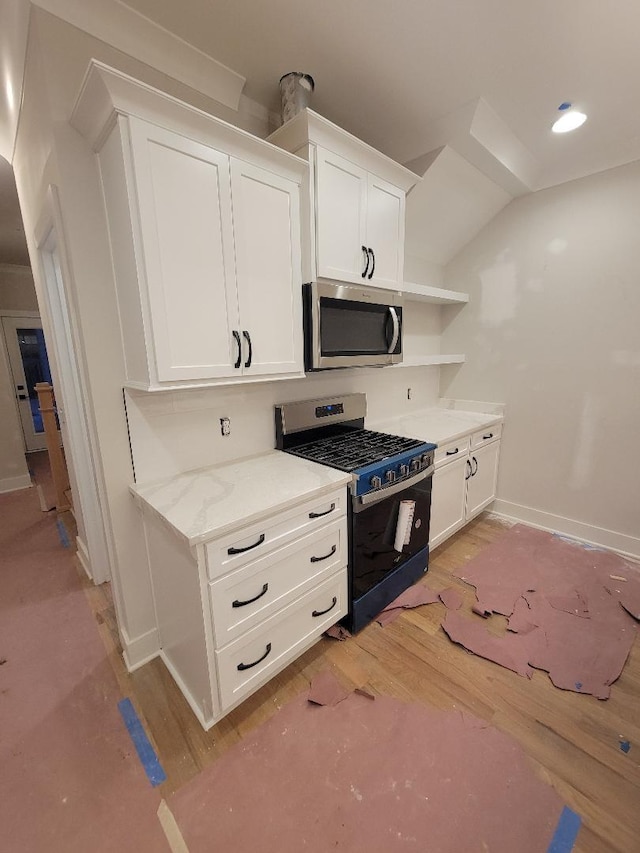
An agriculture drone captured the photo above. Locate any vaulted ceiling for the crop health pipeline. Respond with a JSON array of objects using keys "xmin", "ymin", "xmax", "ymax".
[
  {"xmin": 121, "ymin": 0, "xmax": 640, "ymax": 190},
  {"xmin": 1, "ymin": 0, "xmax": 639, "ymax": 266}
]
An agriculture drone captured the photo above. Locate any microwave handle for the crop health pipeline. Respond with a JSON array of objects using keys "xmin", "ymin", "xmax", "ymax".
[{"xmin": 387, "ymin": 306, "xmax": 400, "ymax": 353}]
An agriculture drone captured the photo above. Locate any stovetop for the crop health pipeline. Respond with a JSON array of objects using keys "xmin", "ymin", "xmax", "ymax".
[
  {"xmin": 275, "ymin": 393, "xmax": 437, "ymax": 498},
  {"xmin": 286, "ymin": 429, "xmax": 426, "ymax": 472}
]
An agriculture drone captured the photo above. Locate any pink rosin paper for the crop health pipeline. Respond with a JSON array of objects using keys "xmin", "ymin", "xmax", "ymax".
[
  {"xmin": 441, "ymin": 611, "xmax": 539, "ymax": 678},
  {"xmin": 307, "ymin": 670, "xmax": 351, "ymax": 706},
  {"xmin": 450, "ymin": 524, "xmax": 638, "ymax": 698},
  {"xmin": 0, "ymin": 483, "xmax": 168, "ymax": 852},
  {"xmin": 439, "ymin": 588, "xmax": 463, "ymax": 610},
  {"xmin": 615, "ymin": 578, "xmax": 640, "ymax": 621},
  {"xmin": 169, "ymin": 691, "xmax": 568, "ymax": 853},
  {"xmin": 376, "ymin": 584, "xmax": 440, "ymax": 626}
]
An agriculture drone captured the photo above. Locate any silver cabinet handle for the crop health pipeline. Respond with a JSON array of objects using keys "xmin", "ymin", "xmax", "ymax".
[{"xmin": 387, "ymin": 306, "xmax": 400, "ymax": 353}]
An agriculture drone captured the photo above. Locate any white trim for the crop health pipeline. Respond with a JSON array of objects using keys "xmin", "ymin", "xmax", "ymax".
[
  {"xmin": 34, "ymin": 186, "xmax": 112, "ymax": 584},
  {"xmin": 0, "ymin": 474, "xmax": 32, "ymax": 493},
  {"xmin": 31, "ymin": 0, "xmax": 245, "ymax": 111},
  {"xmin": 492, "ymin": 499, "xmax": 640, "ymax": 561},
  {"xmin": 75, "ymin": 535, "xmax": 92, "ymax": 579},
  {"xmin": 121, "ymin": 624, "xmax": 160, "ymax": 672}
]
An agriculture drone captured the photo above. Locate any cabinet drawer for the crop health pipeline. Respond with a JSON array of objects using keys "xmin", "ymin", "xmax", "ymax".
[
  {"xmin": 434, "ymin": 436, "xmax": 470, "ymax": 469},
  {"xmin": 205, "ymin": 488, "xmax": 346, "ymax": 581},
  {"xmin": 216, "ymin": 571, "xmax": 348, "ymax": 711},
  {"xmin": 470, "ymin": 423, "xmax": 502, "ymax": 450},
  {"xmin": 210, "ymin": 518, "xmax": 347, "ymax": 646}
]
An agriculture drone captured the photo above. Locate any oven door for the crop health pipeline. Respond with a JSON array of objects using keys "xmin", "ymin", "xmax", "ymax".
[
  {"xmin": 348, "ymin": 470, "xmax": 432, "ymax": 632},
  {"xmin": 305, "ymin": 281, "xmax": 403, "ymax": 370}
]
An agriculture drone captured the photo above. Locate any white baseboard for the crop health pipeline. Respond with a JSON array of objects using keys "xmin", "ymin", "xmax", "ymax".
[
  {"xmin": 121, "ymin": 625, "xmax": 160, "ymax": 672},
  {"xmin": 75, "ymin": 536, "xmax": 92, "ymax": 580},
  {"xmin": 0, "ymin": 474, "xmax": 33, "ymax": 494},
  {"xmin": 492, "ymin": 499, "xmax": 640, "ymax": 562}
]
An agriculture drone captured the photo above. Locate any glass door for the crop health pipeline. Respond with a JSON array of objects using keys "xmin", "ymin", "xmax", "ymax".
[{"xmin": 1, "ymin": 317, "xmax": 53, "ymax": 452}]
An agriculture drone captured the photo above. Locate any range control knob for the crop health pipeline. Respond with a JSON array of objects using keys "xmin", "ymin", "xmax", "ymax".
[
  {"xmin": 370, "ymin": 475, "xmax": 382, "ymax": 489},
  {"xmin": 385, "ymin": 469, "xmax": 396, "ymax": 484},
  {"xmin": 410, "ymin": 457, "xmax": 421, "ymax": 473},
  {"xmin": 421, "ymin": 452, "xmax": 432, "ymax": 466},
  {"xmin": 399, "ymin": 463, "xmax": 409, "ymax": 477}
]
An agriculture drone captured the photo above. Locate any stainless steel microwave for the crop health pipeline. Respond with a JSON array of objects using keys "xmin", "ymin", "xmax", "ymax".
[{"xmin": 303, "ymin": 281, "xmax": 403, "ymax": 370}]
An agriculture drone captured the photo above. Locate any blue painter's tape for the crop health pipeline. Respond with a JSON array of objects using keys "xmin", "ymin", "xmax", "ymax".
[
  {"xmin": 548, "ymin": 806, "xmax": 581, "ymax": 853},
  {"xmin": 56, "ymin": 519, "xmax": 71, "ymax": 548},
  {"xmin": 118, "ymin": 697, "xmax": 167, "ymax": 787}
]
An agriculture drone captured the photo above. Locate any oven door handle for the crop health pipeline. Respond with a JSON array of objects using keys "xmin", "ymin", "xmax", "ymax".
[
  {"xmin": 352, "ymin": 466, "xmax": 433, "ymax": 512},
  {"xmin": 387, "ymin": 307, "xmax": 400, "ymax": 353}
]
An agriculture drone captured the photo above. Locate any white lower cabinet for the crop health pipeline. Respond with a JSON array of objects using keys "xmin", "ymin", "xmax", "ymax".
[
  {"xmin": 465, "ymin": 440, "xmax": 501, "ymax": 519},
  {"xmin": 430, "ymin": 426, "xmax": 502, "ymax": 550},
  {"xmin": 142, "ymin": 486, "xmax": 348, "ymax": 730},
  {"xmin": 429, "ymin": 456, "xmax": 468, "ymax": 549},
  {"xmin": 216, "ymin": 572, "xmax": 347, "ymax": 710}
]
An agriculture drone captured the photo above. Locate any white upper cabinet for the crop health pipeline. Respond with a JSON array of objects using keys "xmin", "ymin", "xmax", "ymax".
[
  {"xmin": 315, "ymin": 149, "xmax": 405, "ymax": 287},
  {"xmin": 126, "ymin": 120, "xmax": 239, "ymax": 383},
  {"xmin": 268, "ymin": 110, "xmax": 420, "ymax": 291},
  {"xmin": 230, "ymin": 159, "xmax": 303, "ymax": 377},
  {"xmin": 364, "ymin": 173, "xmax": 405, "ymax": 288},
  {"xmin": 315, "ymin": 148, "xmax": 367, "ymax": 282},
  {"xmin": 71, "ymin": 61, "xmax": 307, "ymax": 391}
]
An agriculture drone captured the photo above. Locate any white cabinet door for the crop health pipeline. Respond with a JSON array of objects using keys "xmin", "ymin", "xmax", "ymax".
[
  {"xmin": 315, "ymin": 147, "xmax": 368, "ymax": 283},
  {"xmin": 429, "ymin": 456, "xmax": 469, "ymax": 549},
  {"xmin": 128, "ymin": 119, "xmax": 239, "ymax": 383},
  {"xmin": 230, "ymin": 159, "xmax": 303, "ymax": 377},
  {"xmin": 366, "ymin": 174, "xmax": 405, "ymax": 289},
  {"xmin": 465, "ymin": 441, "xmax": 501, "ymax": 519}
]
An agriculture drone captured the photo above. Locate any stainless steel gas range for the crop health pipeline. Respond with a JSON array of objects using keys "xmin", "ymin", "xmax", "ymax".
[{"xmin": 275, "ymin": 393, "xmax": 435, "ymax": 632}]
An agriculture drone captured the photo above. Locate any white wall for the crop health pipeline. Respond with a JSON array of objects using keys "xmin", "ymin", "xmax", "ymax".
[
  {"xmin": 0, "ymin": 265, "xmax": 39, "ymax": 312},
  {"xmin": 441, "ymin": 161, "xmax": 640, "ymax": 557}
]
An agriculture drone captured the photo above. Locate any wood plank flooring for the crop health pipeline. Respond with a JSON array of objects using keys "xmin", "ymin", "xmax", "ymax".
[{"xmin": 87, "ymin": 514, "xmax": 640, "ymax": 852}]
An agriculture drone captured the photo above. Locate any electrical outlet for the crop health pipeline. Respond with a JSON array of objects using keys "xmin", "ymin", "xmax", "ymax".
[
  {"xmin": 407, "ymin": 387, "xmax": 412, "ymax": 400},
  {"xmin": 220, "ymin": 417, "xmax": 231, "ymax": 436}
]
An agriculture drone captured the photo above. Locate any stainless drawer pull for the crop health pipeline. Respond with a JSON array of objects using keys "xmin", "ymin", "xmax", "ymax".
[
  {"xmin": 227, "ymin": 533, "xmax": 265, "ymax": 555},
  {"xmin": 237, "ymin": 643, "xmax": 272, "ymax": 671},
  {"xmin": 309, "ymin": 502, "xmax": 335, "ymax": 519},
  {"xmin": 310, "ymin": 544, "xmax": 337, "ymax": 563},
  {"xmin": 482, "ymin": 433, "xmax": 494, "ymax": 440},
  {"xmin": 312, "ymin": 596, "xmax": 338, "ymax": 618},
  {"xmin": 232, "ymin": 583, "xmax": 269, "ymax": 608},
  {"xmin": 445, "ymin": 448, "xmax": 459, "ymax": 456}
]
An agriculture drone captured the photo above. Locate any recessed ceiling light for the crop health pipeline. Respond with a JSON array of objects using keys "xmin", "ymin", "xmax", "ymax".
[{"xmin": 552, "ymin": 103, "xmax": 587, "ymax": 134}]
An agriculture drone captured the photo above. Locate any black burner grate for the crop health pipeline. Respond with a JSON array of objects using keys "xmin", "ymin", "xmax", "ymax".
[{"xmin": 287, "ymin": 429, "xmax": 425, "ymax": 472}]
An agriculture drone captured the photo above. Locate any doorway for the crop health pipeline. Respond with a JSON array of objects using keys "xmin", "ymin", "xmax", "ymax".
[{"xmin": 1, "ymin": 315, "xmax": 54, "ymax": 452}]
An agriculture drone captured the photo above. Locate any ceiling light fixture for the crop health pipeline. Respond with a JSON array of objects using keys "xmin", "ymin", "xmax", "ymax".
[{"xmin": 552, "ymin": 102, "xmax": 587, "ymax": 134}]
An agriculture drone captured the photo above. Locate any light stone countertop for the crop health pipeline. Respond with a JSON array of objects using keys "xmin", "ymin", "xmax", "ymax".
[
  {"xmin": 131, "ymin": 450, "xmax": 351, "ymax": 546},
  {"xmin": 370, "ymin": 406, "xmax": 503, "ymax": 446}
]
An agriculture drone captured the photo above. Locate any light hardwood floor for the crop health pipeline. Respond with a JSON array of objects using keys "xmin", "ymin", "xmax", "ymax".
[{"xmin": 85, "ymin": 514, "xmax": 640, "ymax": 853}]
